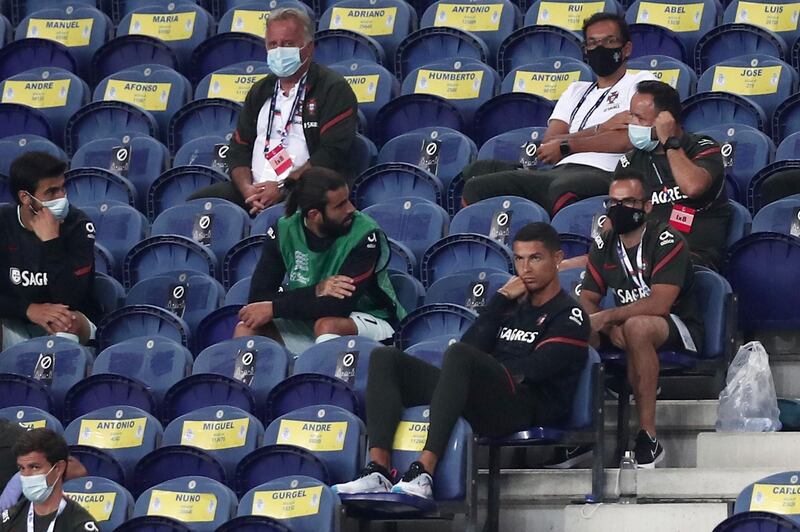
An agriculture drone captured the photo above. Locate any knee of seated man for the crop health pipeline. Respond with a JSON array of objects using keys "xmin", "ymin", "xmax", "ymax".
[
  {"xmin": 442, "ymin": 341, "xmax": 472, "ymax": 364},
  {"xmin": 621, "ymin": 315, "xmax": 660, "ymax": 343},
  {"xmin": 313, "ymin": 316, "xmax": 349, "ymax": 337}
]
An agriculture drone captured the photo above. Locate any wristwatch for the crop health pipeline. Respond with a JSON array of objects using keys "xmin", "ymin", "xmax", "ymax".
[
  {"xmin": 559, "ymin": 139, "xmax": 571, "ymax": 156},
  {"xmin": 664, "ymin": 136, "xmax": 682, "ymax": 151}
]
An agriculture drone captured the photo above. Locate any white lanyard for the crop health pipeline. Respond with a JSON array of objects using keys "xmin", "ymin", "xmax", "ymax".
[
  {"xmin": 27, "ymin": 498, "xmax": 67, "ymax": 532},
  {"xmin": 265, "ymin": 75, "xmax": 307, "ymax": 148},
  {"xmin": 616, "ymin": 227, "xmax": 651, "ymax": 297}
]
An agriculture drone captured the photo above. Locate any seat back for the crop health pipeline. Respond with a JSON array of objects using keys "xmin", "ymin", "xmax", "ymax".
[
  {"xmin": 0, "ymin": 39, "xmax": 77, "ymax": 81},
  {"xmin": 502, "ymin": 56, "xmax": 593, "ymax": 102},
  {"xmin": 628, "ymin": 55, "xmax": 697, "ymax": 99},
  {"xmin": 626, "ymin": 0, "xmax": 720, "ymax": 58},
  {"xmin": 0, "ymin": 102, "xmax": 53, "ymax": 141},
  {"xmin": 123, "ymin": 235, "xmax": 218, "ymax": 288},
  {"xmin": 12, "ymin": 0, "xmax": 96, "ymax": 24},
  {"xmin": 168, "ymin": 99, "xmax": 242, "ymax": 154},
  {"xmin": 97, "ymin": 304, "xmax": 192, "ymax": 349},
  {"xmin": 250, "ymin": 203, "xmax": 286, "ymax": 236},
  {"xmin": 0, "ymin": 134, "xmax": 65, "ymax": 176},
  {"xmin": 681, "ymin": 92, "xmax": 768, "ymax": 137},
  {"xmin": 148, "ymin": 165, "xmax": 228, "ymax": 220},
  {"xmin": 330, "ymin": 60, "xmax": 400, "ymax": 137},
  {"xmin": 405, "ymin": 334, "xmax": 460, "ymax": 367},
  {"xmin": 81, "ymin": 202, "xmax": 149, "ymax": 276},
  {"xmin": 235, "ymin": 446, "xmax": 330, "ymax": 497},
  {"xmin": 692, "ymin": 269, "xmax": 734, "ymax": 359},
  {"xmin": 218, "ymin": 1, "xmax": 313, "ymax": 38},
  {"xmin": 472, "ymin": 92, "xmax": 554, "ymax": 145},
  {"xmin": 196, "ymin": 61, "xmax": 270, "ymax": 104},
  {"xmin": 774, "ymin": 92, "xmax": 800, "ymax": 144},
  {"xmin": 727, "ymin": 199, "xmax": 753, "ymax": 247},
  {"xmin": 725, "ymin": 0, "xmax": 800, "ymax": 48},
  {"xmin": 477, "ymin": 125, "xmax": 548, "ymax": 164},
  {"xmin": 236, "ymin": 475, "xmax": 339, "ymax": 532},
  {"xmin": 63, "ymin": 476, "xmax": 134, "ymax": 531},
  {"xmin": 566, "ymin": 347, "xmax": 601, "ymax": 428},
  {"xmin": 550, "ymin": 195, "xmax": 608, "ymax": 238},
  {"xmin": 65, "ymin": 168, "xmax": 138, "ymax": 207},
  {"xmin": 394, "ymin": 303, "xmax": 477, "ymax": 348},
  {"xmin": 363, "ymin": 198, "xmax": 449, "ymax": 261},
  {"xmin": 524, "ymin": 0, "xmax": 621, "ymax": 33},
  {"xmin": 628, "ymin": 23, "xmax": 687, "ymax": 62},
  {"xmin": 450, "ymin": 195, "xmax": 550, "ymax": 245},
  {"xmin": 0, "ymin": 374, "xmax": 53, "ymax": 413},
  {"xmin": 351, "ymin": 162, "xmax": 444, "ymax": 208},
  {"xmin": 162, "ymin": 373, "xmax": 258, "ymax": 424},
  {"xmin": 132, "ymin": 476, "xmax": 237, "ymax": 531},
  {"xmin": 420, "ymin": 233, "xmax": 514, "ymax": 287},
  {"xmin": 389, "ymin": 270, "xmax": 426, "ymax": 313},
  {"xmin": 265, "ymin": 374, "xmax": 360, "ymax": 423},
  {"xmin": 733, "ymin": 471, "xmax": 800, "ymax": 524},
  {"xmin": 752, "ymin": 196, "xmax": 800, "ymax": 235},
  {"xmin": 776, "ymin": 131, "xmax": 800, "ymax": 161},
  {"xmin": 67, "ymin": 445, "xmax": 127, "ymax": 487},
  {"xmin": 194, "ymin": 304, "xmax": 245, "ymax": 354},
  {"xmin": 395, "ymin": 27, "xmax": 489, "ymax": 80},
  {"xmin": 424, "ymin": 269, "xmax": 511, "ymax": 308},
  {"xmin": 0, "ymin": 405, "xmax": 63, "ymax": 433},
  {"xmin": 696, "ymin": 23, "xmax": 788, "ymax": 73},
  {"xmin": 497, "ymin": 25, "xmax": 583, "ymax": 78},
  {"xmin": 313, "ymin": 29, "xmax": 386, "ymax": 67},
  {"xmin": 189, "ymin": 33, "xmax": 267, "ymax": 85},
  {"xmin": 65, "ymin": 100, "xmax": 157, "ymax": 156},
  {"xmin": 320, "ymin": 0, "xmax": 417, "ymax": 60},
  {"xmin": 63, "ymin": 374, "xmax": 158, "ymax": 423},
  {"xmin": 374, "ymin": 93, "xmax": 465, "ymax": 146},
  {"xmin": 222, "ymin": 235, "xmax": 267, "ymax": 289},
  {"xmin": 91, "ymin": 35, "xmax": 179, "ymax": 85}
]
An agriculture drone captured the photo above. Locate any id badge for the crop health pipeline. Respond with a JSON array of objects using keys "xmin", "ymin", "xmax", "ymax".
[
  {"xmin": 265, "ymin": 144, "xmax": 293, "ymax": 177},
  {"xmin": 669, "ymin": 204, "xmax": 696, "ymax": 233}
]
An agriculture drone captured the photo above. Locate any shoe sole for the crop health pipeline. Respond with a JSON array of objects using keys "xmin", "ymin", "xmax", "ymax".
[
  {"xmin": 635, "ymin": 448, "xmax": 666, "ymax": 469},
  {"xmin": 543, "ymin": 451, "xmax": 594, "ymax": 469}
]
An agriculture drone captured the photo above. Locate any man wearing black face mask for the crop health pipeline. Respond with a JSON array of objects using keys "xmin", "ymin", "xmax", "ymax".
[
  {"xmin": 461, "ymin": 12, "xmax": 655, "ymax": 215},
  {"xmin": 578, "ymin": 171, "xmax": 702, "ymax": 468}
]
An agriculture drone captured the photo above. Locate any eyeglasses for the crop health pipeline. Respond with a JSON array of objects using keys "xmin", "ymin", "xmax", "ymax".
[
  {"xmin": 585, "ymin": 36, "xmax": 623, "ymax": 50},
  {"xmin": 604, "ymin": 198, "xmax": 645, "ymax": 209}
]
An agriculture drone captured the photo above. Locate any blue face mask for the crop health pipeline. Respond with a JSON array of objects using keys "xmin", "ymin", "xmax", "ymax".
[
  {"xmin": 27, "ymin": 193, "xmax": 70, "ymax": 221},
  {"xmin": 267, "ymin": 45, "xmax": 306, "ymax": 78},
  {"xmin": 628, "ymin": 124, "xmax": 659, "ymax": 152}
]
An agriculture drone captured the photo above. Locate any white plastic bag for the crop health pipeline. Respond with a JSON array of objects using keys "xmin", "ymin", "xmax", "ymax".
[{"xmin": 716, "ymin": 341, "xmax": 782, "ymax": 432}]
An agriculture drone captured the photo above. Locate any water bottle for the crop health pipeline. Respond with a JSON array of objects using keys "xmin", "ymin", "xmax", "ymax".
[{"xmin": 618, "ymin": 451, "xmax": 637, "ymax": 504}]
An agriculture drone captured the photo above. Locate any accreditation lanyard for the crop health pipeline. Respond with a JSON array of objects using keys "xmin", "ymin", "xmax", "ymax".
[
  {"xmin": 568, "ymin": 80, "xmax": 619, "ymax": 132},
  {"xmin": 264, "ymin": 75, "xmax": 307, "ymax": 150},
  {"xmin": 616, "ymin": 227, "xmax": 651, "ymax": 297},
  {"xmin": 27, "ymin": 498, "xmax": 67, "ymax": 532}
]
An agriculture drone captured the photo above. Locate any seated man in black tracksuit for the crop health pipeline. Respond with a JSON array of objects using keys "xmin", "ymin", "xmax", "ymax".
[{"xmin": 332, "ymin": 223, "xmax": 590, "ymax": 500}]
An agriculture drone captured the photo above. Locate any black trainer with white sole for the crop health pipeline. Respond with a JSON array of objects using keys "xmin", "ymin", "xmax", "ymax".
[
  {"xmin": 543, "ymin": 445, "xmax": 594, "ymax": 469},
  {"xmin": 633, "ymin": 429, "xmax": 665, "ymax": 468}
]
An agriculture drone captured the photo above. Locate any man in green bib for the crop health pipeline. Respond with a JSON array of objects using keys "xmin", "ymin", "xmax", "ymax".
[{"xmin": 235, "ymin": 168, "xmax": 406, "ymax": 354}]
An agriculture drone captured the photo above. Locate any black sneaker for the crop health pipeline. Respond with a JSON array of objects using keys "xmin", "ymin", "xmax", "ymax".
[
  {"xmin": 391, "ymin": 461, "xmax": 434, "ymax": 499},
  {"xmin": 633, "ymin": 430, "xmax": 665, "ymax": 469},
  {"xmin": 542, "ymin": 445, "xmax": 594, "ymax": 469}
]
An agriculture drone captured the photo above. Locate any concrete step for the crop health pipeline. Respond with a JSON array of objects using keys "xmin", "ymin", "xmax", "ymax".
[
  {"xmin": 770, "ymin": 354, "xmax": 800, "ymax": 398},
  {"xmin": 562, "ymin": 503, "xmax": 729, "ymax": 532},
  {"xmin": 697, "ymin": 432, "xmax": 800, "ymax": 469}
]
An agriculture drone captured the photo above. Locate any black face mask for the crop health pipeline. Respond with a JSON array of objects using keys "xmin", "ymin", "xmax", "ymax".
[
  {"xmin": 607, "ymin": 204, "xmax": 646, "ymax": 234},
  {"xmin": 586, "ymin": 45, "xmax": 625, "ymax": 77}
]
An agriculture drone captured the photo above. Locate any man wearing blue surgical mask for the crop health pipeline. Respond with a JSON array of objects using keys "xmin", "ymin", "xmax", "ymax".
[
  {"xmin": 0, "ymin": 152, "xmax": 98, "ymax": 350},
  {"xmin": 189, "ymin": 7, "xmax": 358, "ymax": 215},
  {"xmin": 0, "ymin": 429, "xmax": 98, "ymax": 531}
]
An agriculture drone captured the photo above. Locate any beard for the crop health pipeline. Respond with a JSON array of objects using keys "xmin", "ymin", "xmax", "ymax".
[{"xmin": 320, "ymin": 212, "xmax": 353, "ymax": 238}]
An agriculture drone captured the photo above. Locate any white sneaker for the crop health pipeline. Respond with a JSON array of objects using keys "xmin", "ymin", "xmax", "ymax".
[
  {"xmin": 391, "ymin": 461, "xmax": 434, "ymax": 500},
  {"xmin": 332, "ymin": 462, "xmax": 392, "ymax": 494}
]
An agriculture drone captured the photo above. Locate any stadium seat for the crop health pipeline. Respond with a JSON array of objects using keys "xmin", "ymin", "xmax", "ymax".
[
  {"xmin": 405, "ymin": 334, "xmax": 460, "ymax": 366},
  {"xmin": 195, "ymin": 61, "xmax": 270, "ymax": 104},
  {"xmin": 134, "ymin": 445, "xmax": 230, "ymax": 497},
  {"xmin": 681, "ymin": 91, "xmax": 768, "ymax": 135},
  {"xmin": 64, "ymin": 405, "xmax": 163, "ymax": 479},
  {"xmin": 313, "ymin": 29, "xmax": 386, "ymax": 66},
  {"xmin": 363, "ymin": 198, "xmax": 449, "ymax": 263},
  {"xmin": 151, "ymin": 198, "xmax": 251, "ymax": 263},
  {"xmin": 189, "ymin": 33, "xmax": 267, "ymax": 86},
  {"xmin": 373, "ymin": 93, "xmax": 464, "ymax": 146},
  {"xmin": 0, "ymin": 405, "xmax": 64, "ymax": 432},
  {"xmin": 628, "ymin": 54, "xmax": 697, "ymax": 99},
  {"xmin": 727, "ymin": 199, "xmax": 753, "ymax": 247},
  {"xmin": 393, "ymin": 303, "xmax": 476, "ymax": 348},
  {"xmin": 730, "ymin": 471, "xmax": 800, "ymax": 526},
  {"xmin": 502, "ymin": 56, "xmax": 593, "ymax": 101},
  {"xmin": 695, "ymin": 23, "xmax": 788, "ymax": 74},
  {"xmin": 172, "ymin": 134, "xmax": 231, "ymax": 173},
  {"xmin": 147, "ymin": 165, "xmax": 228, "ymax": 220},
  {"xmin": 67, "ymin": 445, "xmax": 127, "ymax": 491},
  {"xmin": 114, "ymin": 515, "xmax": 192, "ymax": 532},
  {"xmin": 330, "ymin": 60, "xmax": 400, "ymax": 137},
  {"xmin": 628, "ymin": 23, "xmax": 687, "ymax": 62},
  {"xmin": 216, "ymin": 515, "xmax": 293, "ymax": 532},
  {"xmin": 395, "ymin": 27, "xmax": 490, "ymax": 80},
  {"xmin": 234, "ymin": 475, "xmax": 340, "ymax": 532},
  {"xmin": 11, "ymin": 0, "xmax": 96, "ymax": 24},
  {"xmin": 0, "ymin": 336, "xmax": 91, "ymax": 418},
  {"xmin": 193, "ymin": 335, "xmax": 291, "ymax": 417},
  {"xmin": 0, "ymin": 102, "xmax": 52, "ymax": 141},
  {"xmin": 193, "ymin": 304, "xmax": 244, "ymax": 354},
  {"xmin": 320, "ymin": 0, "xmax": 417, "ymax": 61},
  {"xmin": 550, "ymin": 195, "xmax": 608, "ymax": 238},
  {"xmin": 123, "ymin": 235, "xmax": 218, "ymax": 288},
  {"xmin": 265, "ymin": 373, "xmax": 360, "ymax": 423},
  {"xmin": 377, "ymin": 126, "xmax": 477, "ymax": 191},
  {"xmin": 477, "ymin": 125, "xmax": 548, "ymax": 164},
  {"xmin": 0, "ymin": 134, "xmax": 65, "ymax": 176},
  {"xmin": 168, "ymin": 98, "xmax": 242, "ymax": 154},
  {"xmin": 751, "ymin": 196, "xmax": 800, "ymax": 235},
  {"xmin": 218, "ymin": 1, "xmax": 314, "ymax": 38},
  {"xmin": 222, "ymin": 234, "xmax": 266, "ymax": 290},
  {"xmin": 472, "ymin": 92, "xmax": 554, "ymax": 146},
  {"xmin": 225, "ymin": 276, "xmax": 252, "ymax": 305},
  {"xmin": 93, "ymin": 336, "xmax": 193, "ymax": 401},
  {"xmin": 450, "ymin": 195, "xmax": 550, "ymax": 245},
  {"xmin": 64, "ymin": 100, "xmax": 158, "ymax": 156},
  {"xmin": 776, "ymin": 130, "xmax": 800, "ymax": 160},
  {"xmin": 63, "ymin": 371, "xmax": 158, "ymax": 423},
  {"xmin": 65, "ymin": 168, "xmax": 138, "ymax": 207},
  {"xmin": 17, "ymin": 6, "xmax": 111, "ymax": 79},
  {"xmin": 725, "ymin": 0, "xmax": 800, "ymax": 49},
  {"xmin": 424, "ymin": 269, "xmax": 511, "ymax": 308},
  {"xmin": 0, "ymin": 67, "xmax": 88, "ymax": 146},
  {"xmin": 388, "ymin": 238, "xmax": 417, "ymax": 275},
  {"xmin": 131, "ymin": 476, "xmax": 237, "ymax": 530},
  {"xmin": 774, "ymin": 92, "xmax": 800, "ymax": 143},
  {"xmin": 91, "ymin": 35, "xmax": 179, "ymax": 85},
  {"xmin": 81, "ymin": 202, "xmax": 149, "ymax": 278},
  {"xmin": 162, "ymin": 373, "xmax": 257, "ymax": 424},
  {"xmin": 420, "ymin": 233, "xmax": 514, "ymax": 287},
  {"xmin": 96, "ymin": 304, "xmax": 192, "ymax": 349},
  {"xmin": 351, "ymin": 162, "xmax": 444, "ymax": 208},
  {"xmin": 235, "ymin": 445, "xmax": 331, "ymax": 497},
  {"xmin": 63, "ymin": 476, "xmax": 134, "ymax": 532},
  {"xmin": 497, "ymin": 25, "xmax": 583, "ymax": 78},
  {"xmin": 626, "ymin": 0, "xmax": 721, "ymax": 60},
  {"xmin": 94, "ymin": 243, "xmax": 115, "ymax": 277},
  {"xmin": 389, "ymin": 270, "xmax": 426, "ymax": 313},
  {"xmin": 0, "ymin": 39, "xmax": 77, "ymax": 81},
  {"xmin": 117, "ymin": 3, "xmax": 214, "ymax": 70},
  {"xmin": 0, "ymin": 174, "xmax": 10, "ymax": 204},
  {"xmin": 0, "ymin": 373, "xmax": 52, "ymax": 413},
  {"xmin": 747, "ymin": 159, "xmax": 800, "ymax": 211},
  {"xmin": 250, "ymin": 203, "xmax": 286, "ymax": 235},
  {"xmin": 714, "ymin": 512, "xmax": 800, "ymax": 531},
  {"xmin": 524, "ymin": 0, "xmax": 622, "ymax": 33}
]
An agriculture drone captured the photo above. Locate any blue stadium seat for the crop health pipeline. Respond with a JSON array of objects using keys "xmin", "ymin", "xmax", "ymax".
[
  {"xmin": 628, "ymin": 23, "xmax": 687, "ymax": 62},
  {"xmin": 393, "ymin": 303, "xmax": 476, "ymax": 348},
  {"xmin": 681, "ymin": 91, "xmax": 768, "ymax": 134},
  {"xmin": 550, "ymin": 195, "xmax": 608, "ymax": 238},
  {"xmin": 404, "ymin": 334, "xmax": 459, "ymax": 366},
  {"xmin": 234, "ymin": 476, "xmax": 339, "ymax": 531},
  {"xmin": 91, "ymin": 35, "xmax": 179, "ymax": 85},
  {"xmin": 420, "ymin": 233, "xmax": 514, "ymax": 287},
  {"xmin": 67, "ymin": 445, "xmax": 127, "ymax": 489},
  {"xmin": 450, "ymin": 195, "xmax": 550, "ymax": 245},
  {"xmin": 714, "ymin": 512, "xmax": 800, "ymax": 531},
  {"xmin": 162, "ymin": 373, "xmax": 257, "ymax": 424},
  {"xmin": 131, "ymin": 476, "xmax": 237, "ymax": 530},
  {"xmin": 313, "ymin": 29, "xmax": 386, "ymax": 66},
  {"xmin": 0, "ymin": 39, "xmax": 77, "ymax": 80},
  {"xmin": 65, "ymin": 168, "xmax": 138, "ymax": 207},
  {"xmin": 114, "ymin": 515, "xmax": 193, "ymax": 532},
  {"xmin": 0, "ymin": 373, "xmax": 52, "ymax": 413},
  {"xmin": 395, "ymin": 27, "xmax": 489, "ymax": 80},
  {"xmin": 0, "ymin": 405, "xmax": 64, "ymax": 432},
  {"xmin": 628, "ymin": 55, "xmax": 697, "ymax": 99},
  {"xmin": 374, "ymin": 94, "xmax": 464, "ymax": 146},
  {"xmin": 0, "ymin": 336, "xmax": 91, "ymax": 417},
  {"xmin": 349, "ymin": 133, "xmax": 379, "ymax": 178},
  {"xmin": 265, "ymin": 373, "xmax": 360, "ymax": 423},
  {"xmin": 0, "ymin": 174, "xmax": 10, "ymax": 204},
  {"xmin": 250, "ymin": 203, "xmax": 285, "ymax": 235},
  {"xmin": 0, "ymin": 134, "xmax": 64, "ymax": 176},
  {"xmin": 123, "ymin": 235, "xmax": 218, "ymax": 288},
  {"xmin": 0, "ymin": 67, "xmax": 88, "ymax": 147},
  {"xmin": 195, "ymin": 61, "xmax": 270, "ymax": 104},
  {"xmin": 724, "ymin": 0, "xmax": 800, "ymax": 49},
  {"xmin": 216, "ymin": 515, "xmax": 293, "ymax": 532},
  {"xmin": 147, "ymin": 165, "xmax": 228, "ymax": 221},
  {"xmin": 363, "ymin": 198, "xmax": 449, "ymax": 262},
  {"xmin": 626, "ymin": 0, "xmax": 721, "ymax": 60},
  {"xmin": 64, "ymin": 373, "xmax": 158, "ymax": 422},
  {"xmin": 0, "ymin": 102, "xmax": 52, "ymax": 141},
  {"xmin": 330, "ymin": 60, "xmax": 400, "ymax": 137},
  {"xmin": 94, "ymin": 243, "xmax": 115, "ymax": 277},
  {"xmin": 16, "ymin": 6, "xmax": 111, "ymax": 79},
  {"xmin": 695, "ymin": 23, "xmax": 788, "ymax": 74},
  {"xmin": 502, "ymin": 56, "xmax": 593, "ymax": 101},
  {"xmin": 151, "ymin": 199, "xmax": 250, "ymax": 262},
  {"xmin": 776, "ymin": 130, "xmax": 800, "ymax": 160},
  {"xmin": 225, "ymin": 276, "xmax": 252, "ymax": 305},
  {"xmin": 192, "ymin": 303, "xmax": 242, "ymax": 353},
  {"xmin": 81, "ymin": 202, "xmax": 149, "ymax": 278},
  {"xmin": 190, "ymin": 32, "xmax": 267, "ymax": 86},
  {"xmin": 11, "ymin": 0, "xmax": 96, "ymax": 25},
  {"xmin": 63, "ymin": 476, "xmax": 134, "ymax": 532},
  {"xmin": 752, "ymin": 196, "xmax": 800, "ymax": 235},
  {"xmin": 351, "ymin": 162, "xmax": 444, "ymax": 208},
  {"xmin": 477, "ymin": 125, "xmax": 547, "ymax": 163},
  {"xmin": 377, "ymin": 126, "xmax": 477, "ymax": 191},
  {"xmin": 172, "ymin": 134, "xmax": 230, "ymax": 171},
  {"xmin": 64, "ymin": 100, "xmax": 158, "ymax": 156},
  {"xmin": 747, "ymin": 159, "xmax": 800, "ymax": 212},
  {"xmin": 389, "ymin": 270, "xmax": 426, "ymax": 313},
  {"xmin": 727, "ymin": 199, "xmax": 753, "ymax": 247},
  {"xmin": 162, "ymin": 405, "xmax": 265, "ymax": 481},
  {"xmin": 133, "ymin": 447, "xmax": 229, "ymax": 498},
  {"xmin": 697, "ymin": 124, "xmax": 775, "ymax": 203},
  {"xmin": 558, "ymin": 266, "xmax": 586, "ymax": 301},
  {"xmin": 222, "ymin": 235, "xmax": 266, "ymax": 290},
  {"xmin": 93, "ymin": 336, "xmax": 193, "ymax": 401},
  {"xmin": 320, "ymin": 0, "xmax": 417, "ymax": 61},
  {"xmin": 388, "ymin": 238, "xmax": 417, "ymax": 275},
  {"xmin": 168, "ymin": 98, "xmax": 242, "ymax": 154},
  {"xmin": 524, "ymin": 0, "xmax": 622, "ymax": 33},
  {"xmin": 193, "ymin": 335, "xmax": 291, "ymax": 417},
  {"xmin": 218, "ymin": 1, "xmax": 313, "ymax": 38},
  {"xmin": 731, "ymin": 471, "xmax": 800, "ymax": 526},
  {"xmin": 774, "ymin": 92, "xmax": 800, "ymax": 143},
  {"xmin": 424, "ymin": 269, "xmax": 511, "ymax": 308},
  {"xmin": 472, "ymin": 92, "xmax": 554, "ymax": 146},
  {"xmin": 235, "ymin": 445, "xmax": 330, "ymax": 497},
  {"xmin": 117, "ymin": 3, "xmax": 214, "ymax": 71},
  {"xmin": 497, "ymin": 25, "xmax": 583, "ymax": 78},
  {"xmin": 97, "ymin": 304, "xmax": 192, "ymax": 349},
  {"xmin": 64, "ymin": 405, "xmax": 163, "ymax": 479}
]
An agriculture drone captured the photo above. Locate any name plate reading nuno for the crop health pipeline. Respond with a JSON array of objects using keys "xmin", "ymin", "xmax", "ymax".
[
  {"xmin": 250, "ymin": 486, "xmax": 323, "ymax": 519},
  {"xmin": 147, "ymin": 490, "xmax": 217, "ymax": 522},
  {"xmin": 78, "ymin": 418, "xmax": 147, "ymax": 449},
  {"xmin": 749, "ymin": 483, "xmax": 800, "ymax": 514},
  {"xmin": 180, "ymin": 418, "xmax": 249, "ymax": 450},
  {"xmin": 392, "ymin": 421, "xmax": 429, "ymax": 451},
  {"xmin": 65, "ymin": 492, "xmax": 117, "ymax": 522},
  {"xmin": 277, "ymin": 420, "xmax": 348, "ymax": 451}
]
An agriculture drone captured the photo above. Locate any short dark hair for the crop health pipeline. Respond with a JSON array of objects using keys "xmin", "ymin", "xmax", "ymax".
[
  {"xmin": 12, "ymin": 428, "xmax": 68, "ymax": 467},
  {"xmin": 513, "ymin": 222, "xmax": 561, "ymax": 252},
  {"xmin": 9, "ymin": 152, "xmax": 67, "ymax": 204},
  {"xmin": 612, "ymin": 168, "xmax": 648, "ymax": 197},
  {"xmin": 582, "ymin": 12, "xmax": 631, "ymax": 44},
  {"xmin": 284, "ymin": 167, "xmax": 348, "ymax": 217},
  {"xmin": 636, "ymin": 80, "xmax": 683, "ymax": 124}
]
